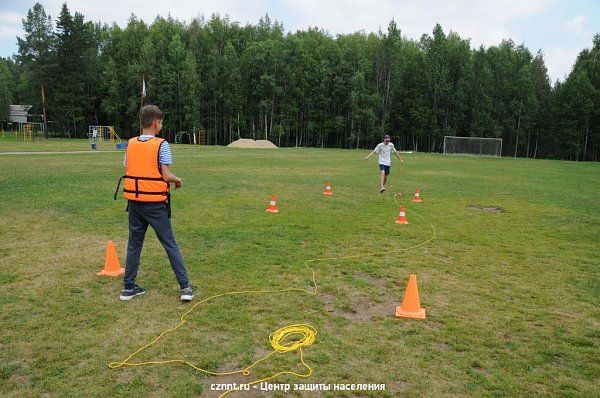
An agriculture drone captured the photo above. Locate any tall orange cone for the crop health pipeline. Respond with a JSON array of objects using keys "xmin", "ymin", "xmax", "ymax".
[
  {"xmin": 265, "ymin": 195, "xmax": 280, "ymax": 213},
  {"xmin": 97, "ymin": 240, "xmax": 125, "ymax": 277},
  {"xmin": 323, "ymin": 182, "xmax": 333, "ymax": 196},
  {"xmin": 395, "ymin": 205, "xmax": 409, "ymax": 224},
  {"xmin": 395, "ymin": 274, "xmax": 425, "ymax": 319},
  {"xmin": 412, "ymin": 187, "xmax": 422, "ymax": 203}
]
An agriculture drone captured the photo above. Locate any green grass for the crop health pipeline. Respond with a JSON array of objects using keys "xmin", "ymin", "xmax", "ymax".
[
  {"xmin": 0, "ymin": 139, "xmax": 598, "ymax": 397},
  {"xmin": 0, "ymin": 131, "xmax": 122, "ymax": 152}
]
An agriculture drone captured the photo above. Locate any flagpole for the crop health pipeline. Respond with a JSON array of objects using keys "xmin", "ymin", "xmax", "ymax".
[
  {"xmin": 139, "ymin": 76, "xmax": 146, "ymax": 134},
  {"xmin": 40, "ymin": 79, "xmax": 47, "ymax": 139}
]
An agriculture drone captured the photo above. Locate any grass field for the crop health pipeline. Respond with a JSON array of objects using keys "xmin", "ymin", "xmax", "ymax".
[
  {"xmin": 0, "ymin": 131, "xmax": 138, "ymax": 152},
  {"xmin": 0, "ymin": 136, "xmax": 599, "ymax": 397}
]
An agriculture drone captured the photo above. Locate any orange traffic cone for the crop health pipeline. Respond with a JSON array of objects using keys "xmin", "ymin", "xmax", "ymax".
[
  {"xmin": 395, "ymin": 205, "xmax": 409, "ymax": 224},
  {"xmin": 323, "ymin": 182, "xmax": 333, "ymax": 196},
  {"xmin": 265, "ymin": 195, "xmax": 280, "ymax": 213},
  {"xmin": 395, "ymin": 274, "xmax": 425, "ymax": 319},
  {"xmin": 97, "ymin": 240, "xmax": 125, "ymax": 277},
  {"xmin": 412, "ymin": 187, "xmax": 422, "ymax": 203}
]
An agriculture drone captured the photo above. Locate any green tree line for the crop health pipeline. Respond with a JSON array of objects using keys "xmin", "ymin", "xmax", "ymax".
[{"xmin": 1, "ymin": 2, "xmax": 599, "ymax": 160}]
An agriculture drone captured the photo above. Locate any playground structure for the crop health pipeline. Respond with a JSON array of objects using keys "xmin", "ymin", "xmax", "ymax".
[
  {"xmin": 15, "ymin": 122, "xmax": 45, "ymax": 141},
  {"xmin": 198, "ymin": 128, "xmax": 206, "ymax": 145},
  {"xmin": 88, "ymin": 125, "xmax": 122, "ymax": 143}
]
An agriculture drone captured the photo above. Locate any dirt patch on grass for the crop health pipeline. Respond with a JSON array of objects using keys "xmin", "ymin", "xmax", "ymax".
[
  {"xmin": 467, "ymin": 205, "xmax": 504, "ymax": 213},
  {"xmin": 388, "ymin": 381, "xmax": 408, "ymax": 393},
  {"xmin": 203, "ymin": 372, "xmax": 264, "ymax": 397},
  {"xmin": 318, "ymin": 293, "xmax": 336, "ymax": 314},
  {"xmin": 354, "ymin": 272, "xmax": 391, "ymax": 290},
  {"xmin": 116, "ymin": 371, "xmax": 134, "ymax": 384},
  {"xmin": 426, "ymin": 321, "xmax": 445, "ymax": 330},
  {"xmin": 432, "ymin": 342, "xmax": 450, "ymax": 352},
  {"xmin": 354, "ymin": 302, "xmax": 396, "ymax": 321},
  {"xmin": 473, "ymin": 366, "xmax": 493, "ymax": 377},
  {"xmin": 319, "ymin": 292, "xmax": 395, "ymax": 321}
]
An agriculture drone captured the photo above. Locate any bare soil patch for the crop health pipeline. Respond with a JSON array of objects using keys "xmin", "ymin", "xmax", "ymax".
[
  {"xmin": 227, "ymin": 139, "xmax": 278, "ymax": 148},
  {"xmin": 467, "ymin": 205, "xmax": 504, "ymax": 213}
]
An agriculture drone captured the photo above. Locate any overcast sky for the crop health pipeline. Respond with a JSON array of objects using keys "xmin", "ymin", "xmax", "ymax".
[{"xmin": 1, "ymin": 0, "xmax": 598, "ymax": 82}]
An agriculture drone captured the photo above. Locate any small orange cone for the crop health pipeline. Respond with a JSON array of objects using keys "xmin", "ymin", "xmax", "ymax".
[
  {"xmin": 265, "ymin": 195, "xmax": 280, "ymax": 213},
  {"xmin": 395, "ymin": 274, "xmax": 425, "ymax": 319},
  {"xmin": 97, "ymin": 240, "xmax": 125, "ymax": 277},
  {"xmin": 412, "ymin": 187, "xmax": 422, "ymax": 203},
  {"xmin": 395, "ymin": 205, "xmax": 409, "ymax": 224},
  {"xmin": 323, "ymin": 182, "xmax": 333, "ymax": 196}
]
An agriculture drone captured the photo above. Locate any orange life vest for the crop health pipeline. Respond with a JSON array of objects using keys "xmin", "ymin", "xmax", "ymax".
[{"xmin": 121, "ymin": 137, "xmax": 169, "ymax": 202}]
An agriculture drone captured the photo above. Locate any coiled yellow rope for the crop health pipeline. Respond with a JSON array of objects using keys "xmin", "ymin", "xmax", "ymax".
[{"xmin": 109, "ymin": 193, "xmax": 435, "ymax": 397}]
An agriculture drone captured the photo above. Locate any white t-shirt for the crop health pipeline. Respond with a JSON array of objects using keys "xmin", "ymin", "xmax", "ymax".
[{"xmin": 374, "ymin": 142, "xmax": 397, "ymax": 166}]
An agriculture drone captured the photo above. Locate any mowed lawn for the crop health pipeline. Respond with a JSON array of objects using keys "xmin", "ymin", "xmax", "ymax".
[{"xmin": 0, "ymin": 137, "xmax": 598, "ymax": 397}]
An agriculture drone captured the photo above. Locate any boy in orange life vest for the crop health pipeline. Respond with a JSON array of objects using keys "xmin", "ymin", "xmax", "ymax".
[{"xmin": 118, "ymin": 105, "xmax": 194, "ymax": 302}]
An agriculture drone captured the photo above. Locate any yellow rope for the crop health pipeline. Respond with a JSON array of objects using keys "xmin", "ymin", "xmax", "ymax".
[{"xmin": 109, "ymin": 192, "xmax": 435, "ymax": 397}]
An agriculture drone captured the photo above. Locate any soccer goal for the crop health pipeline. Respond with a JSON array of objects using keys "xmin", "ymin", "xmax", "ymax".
[
  {"xmin": 175, "ymin": 131, "xmax": 196, "ymax": 144},
  {"xmin": 443, "ymin": 136, "xmax": 502, "ymax": 157}
]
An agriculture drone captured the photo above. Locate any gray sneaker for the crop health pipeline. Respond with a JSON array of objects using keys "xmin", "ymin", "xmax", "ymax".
[
  {"xmin": 180, "ymin": 286, "xmax": 194, "ymax": 302},
  {"xmin": 119, "ymin": 285, "xmax": 146, "ymax": 301}
]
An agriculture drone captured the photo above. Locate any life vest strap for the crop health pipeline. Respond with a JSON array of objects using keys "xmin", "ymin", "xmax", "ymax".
[
  {"xmin": 123, "ymin": 174, "xmax": 165, "ymax": 181},
  {"xmin": 114, "ymin": 176, "xmax": 124, "ymax": 200},
  {"xmin": 123, "ymin": 189, "xmax": 169, "ymax": 195},
  {"xmin": 114, "ymin": 175, "xmax": 171, "ymax": 218},
  {"xmin": 115, "ymin": 175, "xmax": 168, "ymax": 200}
]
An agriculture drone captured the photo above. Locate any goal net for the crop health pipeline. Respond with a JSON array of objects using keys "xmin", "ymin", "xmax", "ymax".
[{"xmin": 443, "ymin": 136, "xmax": 502, "ymax": 157}]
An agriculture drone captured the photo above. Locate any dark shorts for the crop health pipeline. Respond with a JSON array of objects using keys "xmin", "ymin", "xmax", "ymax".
[{"xmin": 379, "ymin": 164, "xmax": 391, "ymax": 175}]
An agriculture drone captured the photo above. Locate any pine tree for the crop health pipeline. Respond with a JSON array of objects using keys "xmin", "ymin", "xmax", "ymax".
[
  {"xmin": 0, "ymin": 58, "xmax": 15, "ymax": 122},
  {"xmin": 17, "ymin": 2, "xmax": 56, "ymax": 136},
  {"xmin": 55, "ymin": 3, "xmax": 91, "ymax": 133}
]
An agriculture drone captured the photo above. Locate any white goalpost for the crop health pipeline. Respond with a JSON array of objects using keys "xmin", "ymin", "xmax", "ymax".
[{"xmin": 443, "ymin": 136, "xmax": 502, "ymax": 157}]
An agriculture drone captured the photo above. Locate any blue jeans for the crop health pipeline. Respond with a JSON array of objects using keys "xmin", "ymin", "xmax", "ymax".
[{"xmin": 124, "ymin": 201, "xmax": 190, "ymax": 290}]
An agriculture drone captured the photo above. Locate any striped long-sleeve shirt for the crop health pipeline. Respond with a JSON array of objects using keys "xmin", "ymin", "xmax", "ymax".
[{"xmin": 122, "ymin": 135, "xmax": 173, "ymax": 167}]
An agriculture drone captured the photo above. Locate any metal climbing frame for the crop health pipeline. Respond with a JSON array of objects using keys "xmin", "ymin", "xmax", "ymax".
[{"xmin": 89, "ymin": 125, "xmax": 122, "ymax": 142}]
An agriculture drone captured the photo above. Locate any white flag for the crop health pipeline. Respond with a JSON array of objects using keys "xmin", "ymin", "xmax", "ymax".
[{"xmin": 142, "ymin": 78, "xmax": 146, "ymax": 98}]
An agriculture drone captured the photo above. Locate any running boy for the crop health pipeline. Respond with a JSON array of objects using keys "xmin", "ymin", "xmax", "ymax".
[
  {"xmin": 117, "ymin": 105, "xmax": 194, "ymax": 302},
  {"xmin": 364, "ymin": 134, "xmax": 404, "ymax": 192}
]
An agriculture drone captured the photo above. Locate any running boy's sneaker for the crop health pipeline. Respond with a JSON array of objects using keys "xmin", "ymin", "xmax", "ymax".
[
  {"xmin": 180, "ymin": 286, "xmax": 195, "ymax": 302},
  {"xmin": 380, "ymin": 187, "xmax": 386, "ymax": 193},
  {"xmin": 119, "ymin": 285, "xmax": 147, "ymax": 301}
]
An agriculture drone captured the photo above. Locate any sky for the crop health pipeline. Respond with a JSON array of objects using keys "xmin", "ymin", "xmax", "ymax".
[{"xmin": 0, "ymin": 0, "xmax": 598, "ymax": 83}]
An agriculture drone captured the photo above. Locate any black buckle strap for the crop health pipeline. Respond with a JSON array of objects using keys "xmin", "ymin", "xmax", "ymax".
[
  {"xmin": 167, "ymin": 192, "xmax": 171, "ymax": 218},
  {"xmin": 114, "ymin": 176, "xmax": 124, "ymax": 200}
]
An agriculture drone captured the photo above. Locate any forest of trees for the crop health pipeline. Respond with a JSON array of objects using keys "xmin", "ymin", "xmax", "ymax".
[{"xmin": 0, "ymin": 2, "xmax": 598, "ymax": 160}]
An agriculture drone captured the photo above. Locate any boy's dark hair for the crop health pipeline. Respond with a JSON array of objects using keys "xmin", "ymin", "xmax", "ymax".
[
  {"xmin": 384, "ymin": 134, "xmax": 391, "ymax": 140},
  {"xmin": 140, "ymin": 105, "xmax": 163, "ymax": 128}
]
